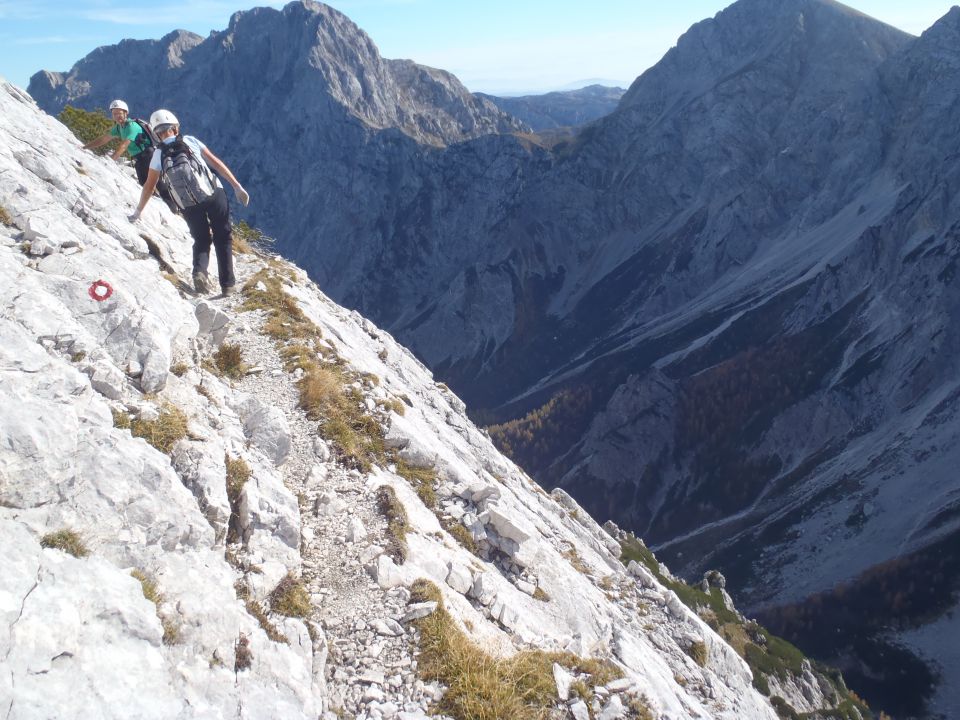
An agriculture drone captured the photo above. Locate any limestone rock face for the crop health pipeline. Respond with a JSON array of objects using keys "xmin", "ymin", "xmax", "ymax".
[
  {"xmin": 0, "ymin": 74, "xmax": 806, "ymax": 720},
  {"xmin": 19, "ymin": 0, "xmax": 960, "ymax": 714}
]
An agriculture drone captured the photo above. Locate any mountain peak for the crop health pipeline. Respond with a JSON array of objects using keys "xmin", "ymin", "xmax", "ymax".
[
  {"xmin": 617, "ymin": 0, "xmax": 910, "ymax": 115},
  {"xmin": 27, "ymin": 0, "xmax": 522, "ymax": 147}
]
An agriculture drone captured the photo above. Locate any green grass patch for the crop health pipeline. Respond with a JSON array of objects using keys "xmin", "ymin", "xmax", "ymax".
[
  {"xmin": 40, "ymin": 529, "xmax": 89, "ymax": 558},
  {"xmin": 619, "ymin": 536, "xmax": 866, "ymax": 716},
  {"xmin": 58, "ymin": 105, "xmax": 114, "ymax": 154}
]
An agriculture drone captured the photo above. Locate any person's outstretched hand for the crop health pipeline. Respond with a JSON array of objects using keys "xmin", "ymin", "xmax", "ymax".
[
  {"xmin": 235, "ymin": 185, "xmax": 250, "ymax": 207},
  {"xmin": 128, "ymin": 209, "xmax": 141, "ymax": 223}
]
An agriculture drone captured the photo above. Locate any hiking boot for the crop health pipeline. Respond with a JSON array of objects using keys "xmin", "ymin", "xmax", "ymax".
[
  {"xmin": 192, "ymin": 271, "xmax": 211, "ymax": 295},
  {"xmin": 222, "ymin": 285, "xmax": 237, "ymax": 297}
]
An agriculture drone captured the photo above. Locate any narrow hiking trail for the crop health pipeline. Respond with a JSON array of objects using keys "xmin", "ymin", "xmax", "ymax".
[{"xmin": 215, "ymin": 253, "xmax": 445, "ymax": 720}]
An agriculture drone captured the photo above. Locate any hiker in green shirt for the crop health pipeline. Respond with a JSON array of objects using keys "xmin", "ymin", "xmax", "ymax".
[{"xmin": 81, "ymin": 99, "xmax": 154, "ymax": 185}]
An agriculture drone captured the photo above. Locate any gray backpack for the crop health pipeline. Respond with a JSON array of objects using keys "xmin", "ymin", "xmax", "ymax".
[{"xmin": 159, "ymin": 139, "xmax": 216, "ymax": 210}]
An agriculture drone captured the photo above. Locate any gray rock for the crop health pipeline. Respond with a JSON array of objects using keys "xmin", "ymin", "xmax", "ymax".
[
  {"xmin": 235, "ymin": 396, "xmax": 292, "ymax": 466},
  {"xmin": 370, "ymin": 554, "xmax": 404, "ymax": 590},
  {"xmin": 400, "ymin": 602, "xmax": 437, "ymax": 623},
  {"xmin": 553, "ymin": 662, "xmax": 574, "ymax": 701},
  {"xmin": 444, "ymin": 562, "xmax": 473, "ymax": 595},
  {"xmin": 346, "ymin": 517, "xmax": 368, "ymax": 543},
  {"xmin": 194, "ymin": 301, "xmax": 230, "ymax": 346},
  {"xmin": 598, "ymin": 695, "xmax": 625, "ymax": 720},
  {"xmin": 569, "ymin": 700, "xmax": 591, "ymax": 720}
]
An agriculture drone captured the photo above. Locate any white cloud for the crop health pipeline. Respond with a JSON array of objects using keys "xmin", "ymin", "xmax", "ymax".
[{"xmin": 14, "ymin": 36, "xmax": 74, "ymax": 45}]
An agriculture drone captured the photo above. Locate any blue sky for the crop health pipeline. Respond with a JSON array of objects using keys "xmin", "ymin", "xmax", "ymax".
[{"xmin": 0, "ymin": 0, "xmax": 955, "ymax": 95}]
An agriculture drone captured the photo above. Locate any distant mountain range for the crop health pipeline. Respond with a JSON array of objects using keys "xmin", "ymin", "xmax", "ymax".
[
  {"xmin": 479, "ymin": 85, "xmax": 625, "ymax": 130},
  {"xmin": 28, "ymin": 0, "xmax": 960, "ymax": 715}
]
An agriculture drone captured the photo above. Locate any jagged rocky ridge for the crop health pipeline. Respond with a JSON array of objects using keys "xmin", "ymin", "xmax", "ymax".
[
  {"xmin": 25, "ymin": 0, "xmax": 960, "ymax": 715},
  {"xmin": 0, "ymin": 79, "xmax": 875, "ymax": 719}
]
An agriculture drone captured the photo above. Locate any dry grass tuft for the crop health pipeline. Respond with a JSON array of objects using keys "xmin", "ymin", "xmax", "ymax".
[
  {"xmin": 235, "ymin": 633, "xmax": 253, "ymax": 671},
  {"xmin": 241, "ymin": 269, "xmax": 313, "ymax": 340},
  {"xmin": 396, "ymin": 460, "xmax": 438, "ymax": 508},
  {"xmin": 130, "ymin": 404, "xmax": 188, "ymax": 454},
  {"xmin": 388, "ymin": 397, "xmax": 407, "ymax": 416},
  {"xmin": 626, "ymin": 695, "xmax": 655, "ymax": 720},
  {"xmin": 0, "ymin": 205, "xmax": 13, "ymax": 226},
  {"xmin": 212, "ymin": 342, "xmax": 247, "ymax": 379},
  {"xmin": 40, "ymin": 529, "xmax": 89, "ymax": 558},
  {"xmin": 131, "ymin": 569, "xmax": 180, "ymax": 644},
  {"xmin": 232, "ymin": 221, "xmax": 272, "ymax": 255},
  {"xmin": 563, "ymin": 545, "xmax": 590, "ymax": 575},
  {"xmin": 112, "ymin": 408, "xmax": 132, "ymax": 430},
  {"xmin": 442, "ymin": 519, "xmax": 480, "ymax": 557},
  {"xmin": 409, "ymin": 580, "xmax": 622, "ymax": 720},
  {"xmin": 131, "ymin": 569, "xmax": 162, "ymax": 605},
  {"xmin": 378, "ymin": 486, "xmax": 409, "ymax": 563},
  {"xmin": 170, "ymin": 361, "xmax": 190, "ymax": 377},
  {"xmin": 269, "ymin": 574, "xmax": 311, "ymax": 618},
  {"xmin": 225, "ymin": 455, "xmax": 251, "ymax": 544},
  {"xmin": 246, "ymin": 600, "xmax": 287, "ymax": 644},
  {"xmin": 298, "ymin": 364, "xmax": 346, "ymax": 419},
  {"xmin": 687, "ymin": 640, "xmax": 708, "ymax": 667}
]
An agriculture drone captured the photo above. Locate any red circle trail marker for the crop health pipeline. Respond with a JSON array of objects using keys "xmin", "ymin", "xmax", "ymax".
[{"xmin": 88, "ymin": 280, "xmax": 114, "ymax": 302}]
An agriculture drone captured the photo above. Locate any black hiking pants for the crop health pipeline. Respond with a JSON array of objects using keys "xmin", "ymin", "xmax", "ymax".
[
  {"xmin": 182, "ymin": 187, "xmax": 235, "ymax": 291},
  {"xmin": 133, "ymin": 151, "xmax": 151, "ymax": 185}
]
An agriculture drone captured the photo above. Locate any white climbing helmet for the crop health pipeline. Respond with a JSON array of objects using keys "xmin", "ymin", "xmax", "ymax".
[
  {"xmin": 108, "ymin": 99, "xmax": 128, "ymax": 113},
  {"xmin": 149, "ymin": 109, "xmax": 179, "ymax": 130}
]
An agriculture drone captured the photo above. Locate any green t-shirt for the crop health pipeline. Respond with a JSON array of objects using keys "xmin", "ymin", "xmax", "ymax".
[{"xmin": 109, "ymin": 120, "xmax": 147, "ymax": 157}]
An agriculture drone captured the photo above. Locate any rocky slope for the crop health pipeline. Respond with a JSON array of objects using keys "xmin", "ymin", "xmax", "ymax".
[
  {"xmin": 0, "ymin": 78, "xmax": 874, "ymax": 720},
  {"xmin": 478, "ymin": 85, "xmax": 626, "ymax": 131},
  {"xmin": 25, "ymin": 0, "xmax": 960, "ymax": 715}
]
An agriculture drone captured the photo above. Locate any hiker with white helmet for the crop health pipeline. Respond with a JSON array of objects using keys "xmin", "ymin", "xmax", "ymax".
[
  {"xmin": 129, "ymin": 109, "xmax": 250, "ymax": 297},
  {"xmin": 81, "ymin": 100, "xmax": 156, "ymax": 185}
]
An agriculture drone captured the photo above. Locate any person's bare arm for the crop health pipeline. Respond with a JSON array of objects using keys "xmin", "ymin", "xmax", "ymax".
[
  {"xmin": 111, "ymin": 139, "xmax": 131, "ymax": 161},
  {"xmin": 201, "ymin": 147, "xmax": 249, "ymax": 205},
  {"xmin": 129, "ymin": 168, "xmax": 161, "ymax": 222},
  {"xmin": 81, "ymin": 134, "xmax": 112, "ymax": 150}
]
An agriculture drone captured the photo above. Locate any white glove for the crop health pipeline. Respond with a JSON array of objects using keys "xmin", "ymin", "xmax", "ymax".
[{"xmin": 234, "ymin": 185, "xmax": 250, "ymax": 207}]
